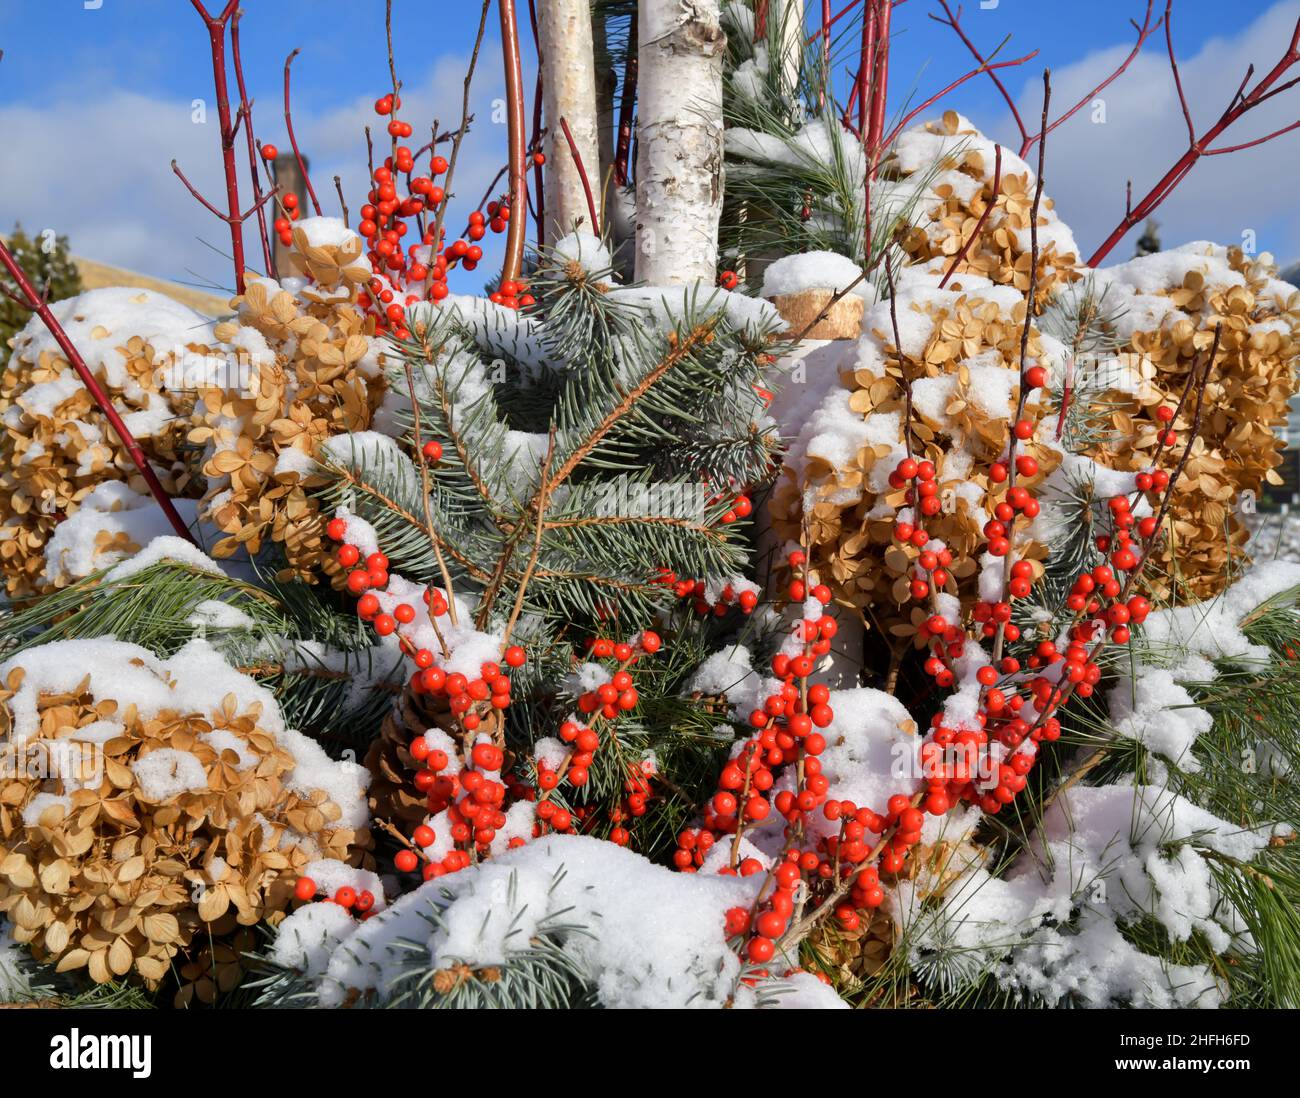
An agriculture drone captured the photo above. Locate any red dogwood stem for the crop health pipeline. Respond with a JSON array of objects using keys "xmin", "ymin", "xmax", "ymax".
[{"xmin": 190, "ymin": 0, "xmax": 248, "ymax": 293}]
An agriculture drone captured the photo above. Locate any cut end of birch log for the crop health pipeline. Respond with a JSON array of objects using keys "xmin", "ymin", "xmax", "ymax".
[{"xmin": 767, "ymin": 289, "xmax": 864, "ymax": 340}]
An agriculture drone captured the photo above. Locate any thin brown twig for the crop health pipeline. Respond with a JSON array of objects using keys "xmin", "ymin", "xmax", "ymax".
[
  {"xmin": 992, "ymin": 69, "xmax": 1051, "ymax": 666},
  {"xmin": 503, "ymin": 430, "xmax": 557, "ymax": 644},
  {"xmin": 938, "ymin": 143, "xmax": 1001, "ymax": 288},
  {"xmin": 333, "ymin": 176, "xmax": 349, "ymax": 223},
  {"xmin": 230, "ymin": 11, "xmax": 274, "ymax": 275},
  {"xmin": 404, "ymin": 362, "xmax": 460, "ymax": 636},
  {"xmin": 430, "ymin": 0, "xmax": 493, "ymax": 264},
  {"xmin": 283, "ymin": 48, "xmax": 322, "ymax": 216}
]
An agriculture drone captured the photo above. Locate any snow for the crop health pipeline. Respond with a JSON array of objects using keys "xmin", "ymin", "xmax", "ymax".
[
  {"xmin": 688, "ymin": 646, "xmax": 758, "ymax": 702},
  {"xmin": 1136, "ymin": 559, "xmax": 1300, "ymax": 673},
  {"xmin": 40, "ymin": 483, "xmax": 201, "ymax": 586},
  {"xmin": 1107, "ymin": 666, "xmax": 1212, "ymax": 771},
  {"xmin": 300, "ymin": 858, "xmax": 385, "ymax": 912},
  {"xmin": 188, "ymin": 599, "xmax": 257, "ymax": 632},
  {"xmin": 295, "ymin": 216, "xmax": 364, "ymax": 251},
  {"xmin": 761, "ymin": 251, "xmax": 873, "ymax": 302},
  {"xmin": 10, "ymin": 287, "xmax": 220, "ymax": 388},
  {"xmin": 103, "ymin": 535, "xmax": 223, "ymax": 581},
  {"xmin": 0, "ymin": 638, "xmax": 369, "ymax": 828},
  {"xmin": 21, "ymin": 792, "xmax": 72, "ymax": 827},
  {"xmin": 899, "ymin": 776, "xmax": 1270, "ymax": 1007},
  {"xmin": 319, "ymin": 431, "xmax": 421, "ymax": 500},
  {"xmin": 804, "ymin": 688, "xmax": 919, "ymax": 843},
  {"xmin": 606, "ymin": 283, "xmax": 782, "ymax": 336},
  {"xmin": 272, "ymin": 833, "xmax": 805, "ymax": 1008},
  {"xmin": 0, "ymin": 924, "xmax": 33, "ymax": 1004},
  {"xmin": 997, "ymin": 909, "xmax": 1224, "ymax": 1009},
  {"xmin": 266, "ymin": 901, "xmax": 357, "ymax": 982},
  {"xmin": 551, "ymin": 231, "xmax": 613, "ymax": 274},
  {"xmin": 131, "ymin": 748, "xmax": 210, "ymax": 800}
]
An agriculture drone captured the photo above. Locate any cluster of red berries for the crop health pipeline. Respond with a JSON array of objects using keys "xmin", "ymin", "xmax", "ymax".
[
  {"xmin": 673, "ymin": 554, "xmax": 836, "ymax": 903},
  {"xmin": 271, "ymin": 192, "xmax": 303, "ymax": 249},
  {"xmin": 344, "ymin": 93, "xmax": 539, "ymax": 337},
  {"xmin": 534, "ymin": 633, "xmax": 664, "ymax": 845},
  {"xmin": 657, "ymin": 572, "xmax": 762, "ymax": 616},
  {"xmin": 410, "ymin": 738, "xmax": 532, "ymax": 879},
  {"xmin": 255, "ymin": 140, "xmax": 305, "ymax": 250},
  {"xmin": 292, "ymin": 876, "xmax": 378, "ymax": 918},
  {"xmin": 606, "ymin": 763, "xmax": 655, "ymax": 847}
]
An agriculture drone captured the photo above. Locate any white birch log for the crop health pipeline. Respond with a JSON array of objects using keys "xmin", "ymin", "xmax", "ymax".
[
  {"xmin": 634, "ymin": 0, "xmax": 726, "ymax": 285},
  {"xmin": 539, "ymin": 0, "xmax": 602, "ymax": 243},
  {"xmin": 774, "ymin": 0, "xmax": 805, "ymax": 97}
]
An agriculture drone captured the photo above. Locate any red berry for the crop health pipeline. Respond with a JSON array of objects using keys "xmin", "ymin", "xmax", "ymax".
[
  {"xmin": 422, "ymin": 440, "xmax": 443, "ymax": 462},
  {"xmin": 260, "ymin": 143, "xmax": 278, "ymax": 160},
  {"xmin": 294, "ymin": 876, "xmax": 316, "ymax": 901}
]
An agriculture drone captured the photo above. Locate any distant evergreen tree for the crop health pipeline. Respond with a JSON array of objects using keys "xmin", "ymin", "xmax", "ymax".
[{"xmin": 1, "ymin": 224, "xmax": 82, "ymax": 364}]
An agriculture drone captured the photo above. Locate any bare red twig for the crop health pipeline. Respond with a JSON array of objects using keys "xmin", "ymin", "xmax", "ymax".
[
  {"xmin": 932, "ymin": 1, "xmax": 1161, "ymax": 159},
  {"xmin": 856, "ymin": 0, "xmax": 877, "ymax": 139},
  {"xmin": 819, "ymin": 0, "xmax": 832, "ymax": 109},
  {"xmin": 1164, "ymin": 1, "xmax": 1195, "ymax": 146},
  {"xmin": 880, "ymin": 48, "xmax": 1038, "ymax": 150},
  {"xmin": 230, "ymin": 11, "xmax": 273, "ymax": 275},
  {"xmin": 283, "ymin": 49, "xmax": 323, "ymax": 216},
  {"xmin": 499, "ymin": 0, "xmax": 529, "ymax": 285},
  {"xmin": 171, "ymin": 161, "xmax": 279, "ymax": 222},
  {"xmin": 0, "ymin": 239, "xmax": 196, "ymax": 544},
  {"xmin": 805, "ymin": 0, "xmax": 907, "ymax": 46},
  {"xmin": 867, "ymin": 0, "xmax": 892, "ymax": 161},
  {"xmin": 939, "ymin": 142, "xmax": 1002, "ymax": 288},
  {"xmin": 186, "ymin": 0, "xmax": 248, "ymax": 292},
  {"xmin": 559, "ymin": 117, "xmax": 601, "ymax": 236},
  {"xmin": 1088, "ymin": 5, "xmax": 1300, "ymax": 265}
]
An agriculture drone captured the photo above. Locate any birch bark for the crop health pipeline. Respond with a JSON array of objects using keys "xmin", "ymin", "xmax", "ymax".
[
  {"xmin": 634, "ymin": 0, "xmax": 727, "ymax": 285},
  {"xmin": 539, "ymin": 0, "xmax": 602, "ymax": 241}
]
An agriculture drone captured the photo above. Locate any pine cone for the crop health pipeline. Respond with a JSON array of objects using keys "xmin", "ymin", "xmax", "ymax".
[
  {"xmin": 365, "ymin": 687, "xmax": 459, "ymax": 828},
  {"xmin": 811, "ymin": 907, "xmax": 896, "ymax": 992}
]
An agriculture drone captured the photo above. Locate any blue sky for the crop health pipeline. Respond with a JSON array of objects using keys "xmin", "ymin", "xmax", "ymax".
[{"xmin": 1, "ymin": 0, "xmax": 1296, "ymax": 294}]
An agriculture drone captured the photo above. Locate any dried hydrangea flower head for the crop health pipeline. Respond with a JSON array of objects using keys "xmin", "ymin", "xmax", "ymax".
[
  {"xmin": 772, "ymin": 276, "xmax": 1059, "ymax": 636},
  {"xmin": 880, "ymin": 111, "xmax": 1081, "ymax": 307},
  {"xmin": 1081, "ymin": 244, "xmax": 1300, "ymax": 599},
  {"xmin": 0, "ymin": 638, "xmax": 370, "ymax": 988},
  {"xmin": 0, "ymin": 288, "xmax": 216, "ymax": 596},
  {"xmin": 188, "ymin": 218, "xmax": 387, "ymax": 582}
]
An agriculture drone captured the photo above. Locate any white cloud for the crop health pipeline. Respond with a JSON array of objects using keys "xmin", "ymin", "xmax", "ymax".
[
  {"xmin": 0, "ymin": 52, "xmax": 508, "ymax": 295},
  {"xmin": 994, "ymin": 1, "xmax": 1300, "ymax": 268}
]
